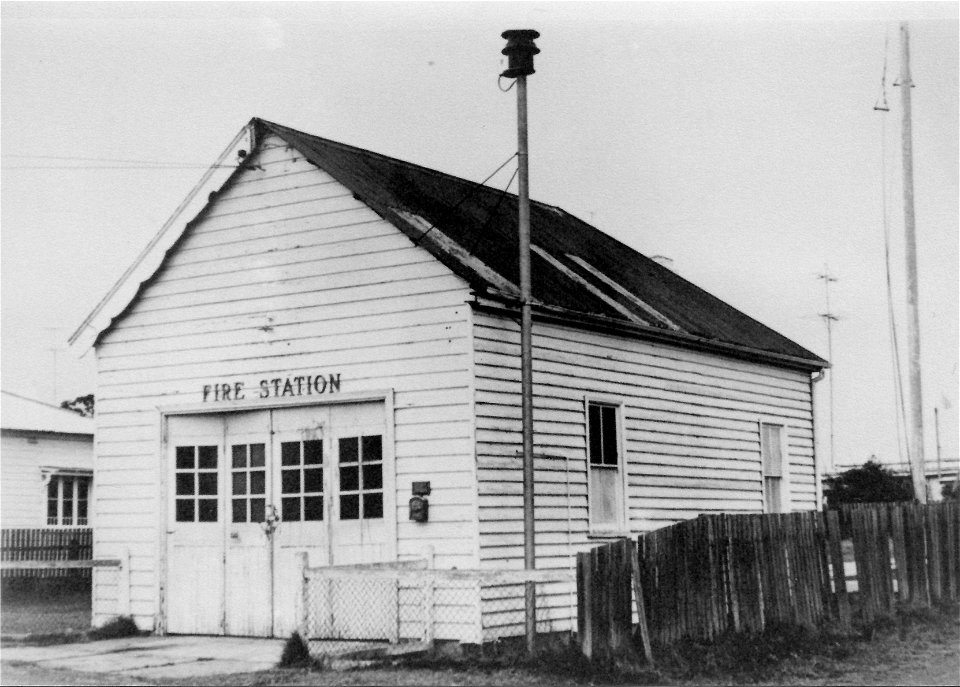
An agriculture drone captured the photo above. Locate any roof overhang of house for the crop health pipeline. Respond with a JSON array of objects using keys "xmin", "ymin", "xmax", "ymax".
[{"xmin": 470, "ymin": 297, "xmax": 829, "ymax": 374}]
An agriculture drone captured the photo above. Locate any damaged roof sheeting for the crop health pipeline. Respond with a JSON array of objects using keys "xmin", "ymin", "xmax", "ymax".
[
  {"xmin": 73, "ymin": 117, "xmax": 825, "ymax": 371},
  {"xmin": 258, "ymin": 119, "xmax": 824, "ymax": 370}
]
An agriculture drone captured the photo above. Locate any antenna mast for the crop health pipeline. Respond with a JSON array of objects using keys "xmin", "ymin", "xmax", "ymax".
[
  {"xmin": 817, "ymin": 266, "xmax": 839, "ymax": 473},
  {"xmin": 898, "ymin": 22, "xmax": 928, "ymax": 503}
]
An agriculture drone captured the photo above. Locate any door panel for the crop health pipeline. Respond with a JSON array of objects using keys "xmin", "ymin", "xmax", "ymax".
[
  {"xmin": 330, "ymin": 402, "xmax": 389, "ymax": 566},
  {"xmin": 327, "ymin": 403, "xmax": 393, "ymax": 639},
  {"xmin": 166, "ymin": 415, "xmax": 225, "ymax": 635},
  {"xmin": 271, "ymin": 405, "xmax": 330, "ymax": 637},
  {"xmin": 224, "ymin": 411, "xmax": 273, "ymax": 636}
]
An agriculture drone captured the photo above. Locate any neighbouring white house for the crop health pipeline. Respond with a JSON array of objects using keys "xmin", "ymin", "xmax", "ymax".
[
  {"xmin": 69, "ymin": 118, "xmax": 827, "ymax": 640},
  {"xmin": 1, "ymin": 391, "xmax": 94, "ymax": 529}
]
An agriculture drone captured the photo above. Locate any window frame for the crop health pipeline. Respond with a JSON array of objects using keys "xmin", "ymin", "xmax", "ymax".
[
  {"xmin": 759, "ymin": 421, "xmax": 790, "ymax": 514},
  {"xmin": 40, "ymin": 469, "xmax": 93, "ymax": 528},
  {"xmin": 585, "ymin": 396, "xmax": 629, "ymax": 536},
  {"xmin": 173, "ymin": 444, "xmax": 220, "ymax": 524},
  {"xmin": 337, "ymin": 434, "xmax": 384, "ymax": 521}
]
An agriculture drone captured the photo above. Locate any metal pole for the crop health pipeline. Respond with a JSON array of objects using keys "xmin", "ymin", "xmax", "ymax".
[
  {"xmin": 899, "ymin": 21, "xmax": 927, "ymax": 503},
  {"xmin": 517, "ymin": 72, "xmax": 537, "ymax": 655},
  {"xmin": 935, "ymin": 407, "xmax": 942, "ymax": 499}
]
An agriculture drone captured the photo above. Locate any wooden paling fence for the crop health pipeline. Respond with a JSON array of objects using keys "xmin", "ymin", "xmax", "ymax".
[
  {"xmin": 577, "ymin": 502, "xmax": 959, "ymax": 661},
  {"xmin": 1, "ymin": 528, "xmax": 93, "ymax": 578},
  {"xmin": 576, "ymin": 538, "xmax": 636, "ymax": 664}
]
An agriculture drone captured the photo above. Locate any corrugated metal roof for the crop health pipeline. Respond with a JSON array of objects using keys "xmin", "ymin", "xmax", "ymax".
[
  {"xmin": 259, "ymin": 119, "xmax": 826, "ymax": 370},
  {"xmin": 1, "ymin": 391, "xmax": 94, "ymax": 436}
]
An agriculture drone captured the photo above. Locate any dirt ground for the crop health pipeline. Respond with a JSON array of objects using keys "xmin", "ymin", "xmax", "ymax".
[
  {"xmin": 0, "ymin": 606, "xmax": 960, "ymax": 687},
  {"xmin": 2, "ymin": 609, "xmax": 957, "ymax": 686}
]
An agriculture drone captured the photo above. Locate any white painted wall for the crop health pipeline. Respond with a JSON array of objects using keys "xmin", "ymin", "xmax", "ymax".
[
  {"xmin": 90, "ymin": 132, "xmax": 818, "ymax": 640},
  {"xmin": 472, "ymin": 311, "xmax": 816, "ymax": 633},
  {"xmin": 0, "ymin": 431, "xmax": 93, "ymax": 528},
  {"xmin": 92, "ymin": 135, "xmax": 479, "ymax": 631}
]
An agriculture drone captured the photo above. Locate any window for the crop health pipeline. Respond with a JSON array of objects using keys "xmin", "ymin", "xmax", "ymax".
[
  {"xmin": 280, "ymin": 439, "xmax": 324, "ymax": 522},
  {"xmin": 761, "ymin": 423, "xmax": 786, "ymax": 513},
  {"xmin": 587, "ymin": 401, "xmax": 625, "ymax": 532},
  {"xmin": 46, "ymin": 475, "xmax": 91, "ymax": 526},
  {"xmin": 339, "ymin": 435, "xmax": 383, "ymax": 520},
  {"xmin": 231, "ymin": 443, "xmax": 267, "ymax": 523},
  {"xmin": 175, "ymin": 445, "xmax": 219, "ymax": 522}
]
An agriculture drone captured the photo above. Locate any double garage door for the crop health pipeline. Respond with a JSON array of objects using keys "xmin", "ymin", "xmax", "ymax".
[{"xmin": 164, "ymin": 402, "xmax": 389, "ymax": 637}]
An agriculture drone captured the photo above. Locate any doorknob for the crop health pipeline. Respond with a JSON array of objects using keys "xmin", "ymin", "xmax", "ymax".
[{"xmin": 262, "ymin": 504, "xmax": 280, "ymax": 536}]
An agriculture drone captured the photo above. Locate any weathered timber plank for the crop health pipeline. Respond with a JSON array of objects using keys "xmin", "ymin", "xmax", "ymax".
[{"xmin": 826, "ymin": 511, "xmax": 851, "ymax": 630}]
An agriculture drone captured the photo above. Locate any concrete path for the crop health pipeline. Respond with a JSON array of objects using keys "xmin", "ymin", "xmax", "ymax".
[{"xmin": 1, "ymin": 635, "xmax": 286, "ymax": 680}]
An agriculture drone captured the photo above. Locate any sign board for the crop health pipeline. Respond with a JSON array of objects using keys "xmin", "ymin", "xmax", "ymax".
[{"xmin": 202, "ymin": 374, "xmax": 341, "ymax": 402}]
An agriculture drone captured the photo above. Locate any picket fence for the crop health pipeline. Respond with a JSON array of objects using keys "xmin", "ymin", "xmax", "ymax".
[
  {"xmin": 576, "ymin": 502, "xmax": 959, "ymax": 661},
  {"xmin": 1, "ymin": 528, "xmax": 93, "ymax": 578}
]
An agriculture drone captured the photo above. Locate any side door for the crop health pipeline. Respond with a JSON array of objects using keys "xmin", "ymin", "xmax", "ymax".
[
  {"xmin": 328, "ymin": 402, "xmax": 394, "ymax": 639},
  {"xmin": 166, "ymin": 414, "xmax": 225, "ymax": 635}
]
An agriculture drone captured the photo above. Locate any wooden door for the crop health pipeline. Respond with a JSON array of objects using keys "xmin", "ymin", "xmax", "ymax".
[
  {"xmin": 166, "ymin": 415, "xmax": 226, "ymax": 635},
  {"xmin": 328, "ymin": 402, "xmax": 394, "ymax": 639},
  {"xmin": 223, "ymin": 410, "xmax": 274, "ymax": 636},
  {"xmin": 270, "ymin": 405, "xmax": 330, "ymax": 637}
]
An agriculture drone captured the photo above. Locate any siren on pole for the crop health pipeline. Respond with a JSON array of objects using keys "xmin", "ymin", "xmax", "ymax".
[{"xmin": 500, "ymin": 30, "xmax": 540, "ymax": 78}]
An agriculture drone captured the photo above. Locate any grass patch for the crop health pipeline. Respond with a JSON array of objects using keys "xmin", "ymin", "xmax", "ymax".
[
  {"xmin": 1, "ymin": 576, "xmax": 91, "ymax": 637},
  {"xmin": 379, "ymin": 634, "xmax": 659, "ymax": 684},
  {"xmin": 650, "ymin": 601, "xmax": 959, "ymax": 684},
  {"xmin": 654, "ymin": 623, "xmax": 854, "ymax": 682},
  {"xmin": 375, "ymin": 604, "xmax": 958, "ymax": 685},
  {"xmin": 2, "ymin": 578, "xmax": 147, "ymax": 647}
]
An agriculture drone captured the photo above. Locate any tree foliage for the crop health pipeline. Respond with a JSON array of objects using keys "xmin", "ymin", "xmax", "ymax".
[
  {"xmin": 823, "ymin": 460, "xmax": 914, "ymax": 509},
  {"xmin": 60, "ymin": 394, "xmax": 94, "ymax": 417}
]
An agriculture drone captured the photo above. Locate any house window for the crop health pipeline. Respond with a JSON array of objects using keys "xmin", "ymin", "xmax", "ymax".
[
  {"xmin": 761, "ymin": 423, "xmax": 786, "ymax": 513},
  {"xmin": 46, "ymin": 475, "xmax": 91, "ymax": 526},
  {"xmin": 339, "ymin": 435, "xmax": 383, "ymax": 520},
  {"xmin": 587, "ymin": 401, "xmax": 625, "ymax": 532}
]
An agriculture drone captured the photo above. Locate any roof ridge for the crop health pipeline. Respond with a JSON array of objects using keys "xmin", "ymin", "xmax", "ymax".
[
  {"xmin": 257, "ymin": 119, "xmax": 621, "ymax": 236},
  {"xmin": 255, "ymin": 118, "xmax": 549, "ymax": 207}
]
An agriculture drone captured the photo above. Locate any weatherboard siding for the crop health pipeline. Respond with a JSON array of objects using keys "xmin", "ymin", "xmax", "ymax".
[
  {"xmin": 92, "ymin": 136, "xmax": 479, "ymax": 630},
  {"xmin": 0, "ymin": 432, "xmax": 94, "ymax": 528},
  {"xmin": 473, "ymin": 313, "xmax": 816, "ymax": 545},
  {"xmin": 472, "ymin": 311, "xmax": 815, "ymax": 630}
]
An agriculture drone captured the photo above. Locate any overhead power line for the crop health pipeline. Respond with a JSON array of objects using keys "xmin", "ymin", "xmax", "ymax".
[
  {"xmin": 1, "ymin": 153, "xmax": 238, "ymax": 170},
  {"xmin": 2, "ymin": 165, "xmax": 238, "ymax": 170}
]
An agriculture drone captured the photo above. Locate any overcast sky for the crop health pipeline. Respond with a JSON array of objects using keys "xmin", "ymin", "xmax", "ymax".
[{"xmin": 2, "ymin": 1, "xmax": 957, "ymax": 470}]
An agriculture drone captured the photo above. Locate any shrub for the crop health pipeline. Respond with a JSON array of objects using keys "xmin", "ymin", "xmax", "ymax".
[
  {"xmin": 823, "ymin": 460, "xmax": 914, "ymax": 508},
  {"xmin": 88, "ymin": 615, "xmax": 140, "ymax": 640},
  {"xmin": 278, "ymin": 631, "xmax": 316, "ymax": 669}
]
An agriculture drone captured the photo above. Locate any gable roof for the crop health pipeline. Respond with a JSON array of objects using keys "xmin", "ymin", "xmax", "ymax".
[
  {"xmin": 71, "ymin": 117, "xmax": 825, "ymax": 371},
  {"xmin": 1, "ymin": 391, "xmax": 94, "ymax": 436}
]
